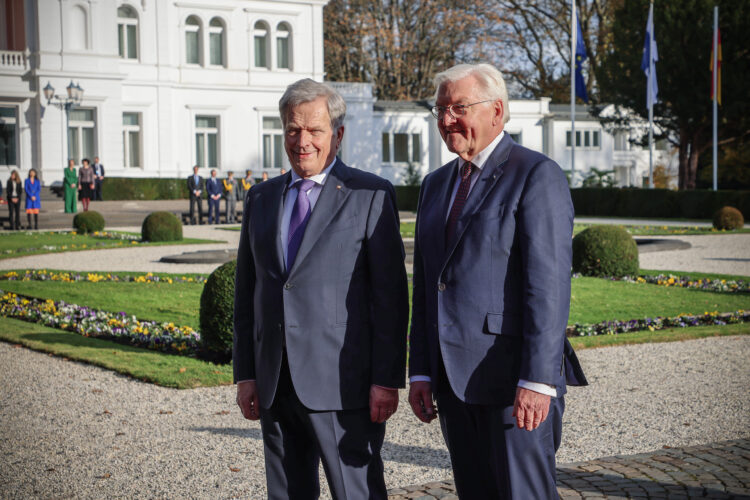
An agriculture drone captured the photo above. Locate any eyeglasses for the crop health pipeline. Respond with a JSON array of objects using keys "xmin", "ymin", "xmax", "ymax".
[{"xmin": 431, "ymin": 100, "xmax": 493, "ymax": 120}]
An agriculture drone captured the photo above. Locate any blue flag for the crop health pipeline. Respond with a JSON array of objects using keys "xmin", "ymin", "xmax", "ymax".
[
  {"xmin": 641, "ymin": 3, "xmax": 659, "ymax": 109},
  {"xmin": 575, "ymin": 14, "xmax": 588, "ymax": 103}
]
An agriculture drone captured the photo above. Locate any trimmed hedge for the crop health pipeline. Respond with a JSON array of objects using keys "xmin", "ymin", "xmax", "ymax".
[
  {"xmin": 199, "ymin": 260, "xmax": 236, "ymax": 363},
  {"xmin": 713, "ymin": 206, "xmax": 744, "ymax": 230},
  {"xmin": 102, "ymin": 178, "xmax": 189, "ymax": 200},
  {"xmin": 572, "ymin": 225, "xmax": 639, "ymax": 277},
  {"xmin": 395, "ymin": 185, "xmax": 420, "ymax": 211},
  {"xmin": 571, "ymin": 188, "xmax": 750, "ymax": 220},
  {"xmin": 72, "ymin": 211, "xmax": 105, "ymax": 233},
  {"xmin": 141, "ymin": 211, "xmax": 183, "ymax": 242}
]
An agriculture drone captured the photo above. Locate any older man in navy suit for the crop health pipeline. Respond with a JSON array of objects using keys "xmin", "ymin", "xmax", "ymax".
[
  {"xmin": 233, "ymin": 79, "xmax": 408, "ymax": 499},
  {"xmin": 408, "ymin": 63, "xmax": 587, "ymax": 499}
]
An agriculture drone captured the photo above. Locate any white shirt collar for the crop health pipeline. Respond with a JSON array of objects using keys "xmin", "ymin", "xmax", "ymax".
[
  {"xmin": 457, "ymin": 130, "xmax": 505, "ymax": 173},
  {"xmin": 289, "ymin": 157, "xmax": 337, "ymax": 189}
]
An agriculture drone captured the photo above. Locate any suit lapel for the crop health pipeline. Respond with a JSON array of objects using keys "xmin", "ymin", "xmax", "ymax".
[
  {"xmin": 421, "ymin": 160, "xmax": 459, "ymax": 261},
  {"xmin": 444, "ymin": 134, "xmax": 515, "ymax": 260},
  {"xmin": 263, "ymin": 175, "xmax": 288, "ymax": 276},
  {"xmin": 287, "ymin": 160, "xmax": 352, "ymax": 275}
]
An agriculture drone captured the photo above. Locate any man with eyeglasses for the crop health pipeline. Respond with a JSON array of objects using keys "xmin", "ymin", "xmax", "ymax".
[{"xmin": 408, "ymin": 63, "xmax": 587, "ymax": 499}]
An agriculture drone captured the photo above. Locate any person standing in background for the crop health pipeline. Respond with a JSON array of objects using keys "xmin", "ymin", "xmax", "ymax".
[
  {"xmin": 206, "ymin": 169, "xmax": 222, "ymax": 224},
  {"xmin": 6, "ymin": 170, "xmax": 22, "ymax": 230},
  {"xmin": 24, "ymin": 168, "xmax": 41, "ymax": 229},
  {"xmin": 187, "ymin": 165, "xmax": 204, "ymax": 225},
  {"xmin": 92, "ymin": 156, "xmax": 105, "ymax": 201},
  {"xmin": 260, "ymin": 171, "xmax": 269, "ymax": 182},
  {"xmin": 63, "ymin": 159, "xmax": 78, "ymax": 214},
  {"xmin": 239, "ymin": 169, "xmax": 254, "ymax": 200},
  {"xmin": 223, "ymin": 171, "xmax": 238, "ymax": 224},
  {"xmin": 78, "ymin": 158, "xmax": 95, "ymax": 212}
]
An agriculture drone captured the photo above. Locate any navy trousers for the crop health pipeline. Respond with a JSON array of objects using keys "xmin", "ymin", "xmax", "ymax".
[
  {"xmin": 208, "ymin": 197, "xmax": 221, "ymax": 224},
  {"xmin": 437, "ymin": 381, "xmax": 563, "ymax": 499},
  {"xmin": 259, "ymin": 354, "xmax": 388, "ymax": 500}
]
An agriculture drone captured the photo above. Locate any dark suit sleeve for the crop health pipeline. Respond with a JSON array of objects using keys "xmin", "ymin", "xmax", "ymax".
[
  {"xmin": 365, "ymin": 182, "xmax": 409, "ymax": 389},
  {"xmin": 517, "ymin": 161, "xmax": 574, "ymax": 386},
  {"xmin": 233, "ymin": 191, "xmax": 257, "ymax": 382},
  {"xmin": 407, "ymin": 183, "xmax": 428, "ymax": 378}
]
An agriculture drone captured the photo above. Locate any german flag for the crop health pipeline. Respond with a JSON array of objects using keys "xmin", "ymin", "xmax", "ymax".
[{"xmin": 710, "ymin": 27, "xmax": 722, "ymax": 105}]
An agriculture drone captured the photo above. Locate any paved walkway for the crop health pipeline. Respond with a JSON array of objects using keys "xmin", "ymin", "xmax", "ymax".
[{"xmin": 389, "ymin": 439, "xmax": 750, "ymax": 499}]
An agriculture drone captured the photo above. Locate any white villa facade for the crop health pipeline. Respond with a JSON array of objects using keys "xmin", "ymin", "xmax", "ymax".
[{"xmin": 0, "ymin": 0, "xmax": 673, "ymax": 188}]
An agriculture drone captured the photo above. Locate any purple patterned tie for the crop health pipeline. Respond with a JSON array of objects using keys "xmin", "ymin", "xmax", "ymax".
[
  {"xmin": 287, "ymin": 179, "xmax": 316, "ymax": 270},
  {"xmin": 445, "ymin": 162, "xmax": 474, "ymax": 244}
]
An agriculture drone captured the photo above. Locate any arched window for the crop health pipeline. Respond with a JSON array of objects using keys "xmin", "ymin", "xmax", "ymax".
[
  {"xmin": 253, "ymin": 21, "xmax": 269, "ymax": 69},
  {"xmin": 185, "ymin": 16, "xmax": 202, "ymax": 65},
  {"xmin": 117, "ymin": 5, "xmax": 138, "ymax": 59},
  {"xmin": 208, "ymin": 18, "xmax": 225, "ymax": 66},
  {"xmin": 68, "ymin": 5, "xmax": 88, "ymax": 50},
  {"xmin": 276, "ymin": 22, "xmax": 291, "ymax": 70}
]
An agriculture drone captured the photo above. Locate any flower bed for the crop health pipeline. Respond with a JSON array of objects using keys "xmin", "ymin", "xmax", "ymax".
[
  {"xmin": 572, "ymin": 273, "xmax": 749, "ymax": 293},
  {"xmin": 0, "ymin": 290, "xmax": 201, "ymax": 356},
  {"xmin": 1, "ymin": 270, "xmax": 207, "ymax": 285},
  {"xmin": 1, "ymin": 231, "xmax": 142, "ymax": 256},
  {"xmin": 567, "ymin": 310, "xmax": 750, "ymax": 337}
]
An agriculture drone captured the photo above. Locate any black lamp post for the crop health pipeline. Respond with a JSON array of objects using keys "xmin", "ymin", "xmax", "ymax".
[{"xmin": 43, "ymin": 80, "xmax": 84, "ymax": 165}]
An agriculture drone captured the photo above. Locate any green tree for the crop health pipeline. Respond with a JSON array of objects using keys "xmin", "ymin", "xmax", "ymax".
[{"xmin": 598, "ymin": 0, "xmax": 750, "ymax": 190}]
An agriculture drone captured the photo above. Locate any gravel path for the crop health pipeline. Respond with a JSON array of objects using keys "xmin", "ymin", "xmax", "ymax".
[
  {"xmin": 638, "ymin": 233, "xmax": 750, "ymax": 277},
  {"xmin": 1, "ymin": 336, "xmax": 748, "ymax": 499}
]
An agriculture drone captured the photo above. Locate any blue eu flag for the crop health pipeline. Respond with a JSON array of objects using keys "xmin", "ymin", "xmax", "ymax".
[{"xmin": 575, "ymin": 16, "xmax": 588, "ymax": 103}]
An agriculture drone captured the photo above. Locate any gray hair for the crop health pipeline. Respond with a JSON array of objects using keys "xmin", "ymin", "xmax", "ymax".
[
  {"xmin": 433, "ymin": 63, "xmax": 510, "ymax": 124},
  {"xmin": 279, "ymin": 79, "xmax": 347, "ymax": 131}
]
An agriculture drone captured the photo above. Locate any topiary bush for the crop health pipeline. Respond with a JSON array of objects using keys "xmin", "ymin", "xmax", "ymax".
[
  {"xmin": 141, "ymin": 211, "xmax": 183, "ymax": 242},
  {"xmin": 73, "ymin": 211, "xmax": 105, "ymax": 234},
  {"xmin": 572, "ymin": 225, "xmax": 639, "ymax": 278},
  {"xmin": 199, "ymin": 260, "xmax": 236, "ymax": 363},
  {"xmin": 712, "ymin": 206, "xmax": 744, "ymax": 230}
]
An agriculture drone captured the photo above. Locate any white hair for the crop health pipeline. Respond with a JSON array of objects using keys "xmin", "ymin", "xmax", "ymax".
[
  {"xmin": 279, "ymin": 79, "xmax": 347, "ymax": 131},
  {"xmin": 433, "ymin": 63, "xmax": 510, "ymax": 124}
]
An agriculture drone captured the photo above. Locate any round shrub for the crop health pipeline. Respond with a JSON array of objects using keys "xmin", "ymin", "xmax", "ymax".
[
  {"xmin": 712, "ymin": 206, "xmax": 744, "ymax": 230},
  {"xmin": 141, "ymin": 211, "xmax": 183, "ymax": 242},
  {"xmin": 199, "ymin": 260, "xmax": 236, "ymax": 363},
  {"xmin": 572, "ymin": 225, "xmax": 639, "ymax": 278},
  {"xmin": 73, "ymin": 211, "xmax": 105, "ymax": 234}
]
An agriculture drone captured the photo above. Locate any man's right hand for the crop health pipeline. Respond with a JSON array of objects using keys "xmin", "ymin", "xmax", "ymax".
[
  {"xmin": 236, "ymin": 380, "xmax": 260, "ymax": 420},
  {"xmin": 408, "ymin": 381, "xmax": 437, "ymax": 423}
]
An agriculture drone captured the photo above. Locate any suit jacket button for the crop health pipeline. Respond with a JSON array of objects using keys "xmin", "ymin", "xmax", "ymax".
[
  {"xmin": 284, "ymin": 283, "xmax": 293, "ymax": 290},
  {"xmin": 438, "ymin": 282, "xmax": 446, "ymax": 292}
]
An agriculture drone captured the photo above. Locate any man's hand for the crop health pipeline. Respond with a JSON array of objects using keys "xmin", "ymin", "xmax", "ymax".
[
  {"xmin": 512, "ymin": 387, "xmax": 550, "ymax": 431},
  {"xmin": 369, "ymin": 385, "xmax": 398, "ymax": 423},
  {"xmin": 236, "ymin": 380, "xmax": 260, "ymax": 420},
  {"xmin": 408, "ymin": 381, "xmax": 437, "ymax": 423}
]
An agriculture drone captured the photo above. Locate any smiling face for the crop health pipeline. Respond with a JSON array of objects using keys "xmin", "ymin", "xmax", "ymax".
[
  {"xmin": 436, "ymin": 75, "xmax": 504, "ymax": 161},
  {"xmin": 284, "ymin": 97, "xmax": 343, "ymax": 179}
]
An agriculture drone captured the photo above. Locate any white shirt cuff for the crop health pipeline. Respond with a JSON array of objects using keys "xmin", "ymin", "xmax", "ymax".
[
  {"xmin": 518, "ymin": 379, "xmax": 557, "ymax": 397},
  {"xmin": 410, "ymin": 375, "xmax": 432, "ymax": 383},
  {"xmin": 236, "ymin": 379, "xmax": 255, "ymax": 384}
]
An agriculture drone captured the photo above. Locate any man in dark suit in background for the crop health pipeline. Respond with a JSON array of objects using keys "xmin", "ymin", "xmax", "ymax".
[
  {"xmin": 187, "ymin": 165, "xmax": 204, "ymax": 225},
  {"xmin": 92, "ymin": 156, "xmax": 105, "ymax": 201},
  {"xmin": 206, "ymin": 169, "xmax": 222, "ymax": 224},
  {"xmin": 408, "ymin": 63, "xmax": 587, "ymax": 499},
  {"xmin": 234, "ymin": 78, "xmax": 408, "ymax": 499}
]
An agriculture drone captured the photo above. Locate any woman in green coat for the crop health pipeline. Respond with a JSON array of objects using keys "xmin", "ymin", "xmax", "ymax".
[{"xmin": 63, "ymin": 159, "xmax": 78, "ymax": 214}]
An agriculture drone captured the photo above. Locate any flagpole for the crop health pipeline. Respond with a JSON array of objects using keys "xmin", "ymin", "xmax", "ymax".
[
  {"xmin": 570, "ymin": 0, "xmax": 576, "ymax": 186},
  {"xmin": 712, "ymin": 5, "xmax": 718, "ymax": 191},
  {"xmin": 647, "ymin": 1, "xmax": 654, "ymax": 189}
]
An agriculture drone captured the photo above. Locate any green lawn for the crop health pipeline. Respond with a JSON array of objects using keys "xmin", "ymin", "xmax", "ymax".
[
  {"xmin": 0, "ymin": 280, "xmax": 203, "ymax": 328},
  {"xmin": 0, "ymin": 231, "xmax": 223, "ymax": 260},
  {"xmin": 0, "ymin": 316, "xmax": 232, "ymax": 389},
  {"xmin": 2, "ymin": 271, "xmax": 748, "ymax": 330},
  {"xmin": 398, "ymin": 221, "xmax": 749, "ymax": 239}
]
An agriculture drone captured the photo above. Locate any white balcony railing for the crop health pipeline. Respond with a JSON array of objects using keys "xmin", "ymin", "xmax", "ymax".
[{"xmin": 0, "ymin": 50, "xmax": 28, "ymax": 71}]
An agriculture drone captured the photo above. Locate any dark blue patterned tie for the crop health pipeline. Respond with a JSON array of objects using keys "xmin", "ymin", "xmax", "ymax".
[
  {"xmin": 445, "ymin": 162, "xmax": 474, "ymax": 244},
  {"xmin": 286, "ymin": 179, "xmax": 316, "ymax": 270}
]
